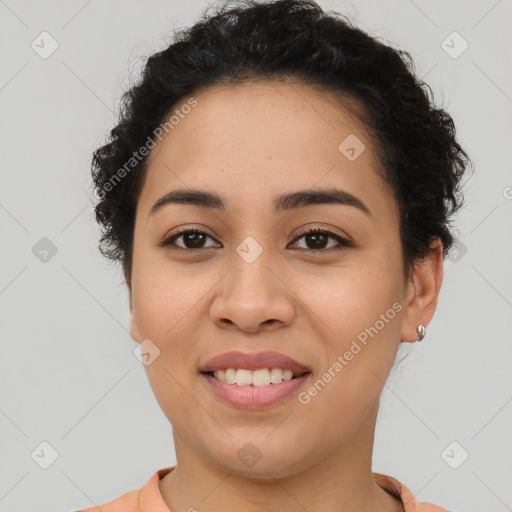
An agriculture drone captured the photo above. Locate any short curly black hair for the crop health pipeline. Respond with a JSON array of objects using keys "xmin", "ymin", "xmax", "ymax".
[{"xmin": 91, "ymin": 0, "xmax": 472, "ymax": 288}]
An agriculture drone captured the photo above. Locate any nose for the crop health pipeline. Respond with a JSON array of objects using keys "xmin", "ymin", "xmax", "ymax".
[{"xmin": 210, "ymin": 250, "xmax": 296, "ymax": 333}]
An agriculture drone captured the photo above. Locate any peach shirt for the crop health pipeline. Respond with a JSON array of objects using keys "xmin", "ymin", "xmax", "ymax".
[{"xmin": 76, "ymin": 466, "xmax": 449, "ymax": 512}]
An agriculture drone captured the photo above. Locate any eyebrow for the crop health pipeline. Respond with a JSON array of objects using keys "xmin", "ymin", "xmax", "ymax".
[{"xmin": 149, "ymin": 187, "xmax": 372, "ymax": 217}]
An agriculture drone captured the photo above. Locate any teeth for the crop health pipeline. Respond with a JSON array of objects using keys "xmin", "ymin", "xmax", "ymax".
[
  {"xmin": 235, "ymin": 369, "xmax": 252, "ymax": 386},
  {"xmin": 270, "ymin": 368, "xmax": 287, "ymax": 383},
  {"xmin": 212, "ymin": 368, "xmax": 299, "ymax": 386},
  {"xmin": 253, "ymin": 368, "xmax": 270, "ymax": 387},
  {"xmin": 225, "ymin": 368, "xmax": 236, "ymax": 384}
]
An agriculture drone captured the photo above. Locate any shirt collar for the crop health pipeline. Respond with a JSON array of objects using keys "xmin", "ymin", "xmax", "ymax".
[{"xmin": 139, "ymin": 466, "xmax": 422, "ymax": 512}]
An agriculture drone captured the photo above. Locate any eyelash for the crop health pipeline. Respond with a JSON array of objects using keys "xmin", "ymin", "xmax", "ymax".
[{"xmin": 158, "ymin": 226, "xmax": 353, "ymax": 253}]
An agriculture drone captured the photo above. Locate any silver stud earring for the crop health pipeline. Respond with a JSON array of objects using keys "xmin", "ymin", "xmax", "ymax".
[{"xmin": 416, "ymin": 323, "xmax": 426, "ymax": 342}]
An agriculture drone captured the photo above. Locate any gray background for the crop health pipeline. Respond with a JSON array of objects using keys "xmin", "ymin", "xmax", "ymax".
[{"xmin": 1, "ymin": 1, "xmax": 511, "ymax": 511}]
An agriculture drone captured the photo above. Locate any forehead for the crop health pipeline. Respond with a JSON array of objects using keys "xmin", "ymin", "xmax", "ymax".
[{"xmin": 139, "ymin": 80, "xmax": 394, "ymax": 220}]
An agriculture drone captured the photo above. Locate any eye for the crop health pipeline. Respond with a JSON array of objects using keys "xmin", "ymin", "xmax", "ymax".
[
  {"xmin": 159, "ymin": 228, "xmax": 220, "ymax": 250},
  {"xmin": 289, "ymin": 227, "xmax": 353, "ymax": 252},
  {"xmin": 159, "ymin": 226, "xmax": 353, "ymax": 252}
]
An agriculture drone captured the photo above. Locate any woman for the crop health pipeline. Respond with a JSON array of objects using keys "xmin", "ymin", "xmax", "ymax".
[{"xmin": 80, "ymin": 0, "xmax": 472, "ymax": 510}]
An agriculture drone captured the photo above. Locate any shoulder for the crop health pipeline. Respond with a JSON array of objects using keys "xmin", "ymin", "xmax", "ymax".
[
  {"xmin": 74, "ymin": 487, "xmax": 141, "ymax": 512},
  {"xmin": 72, "ymin": 466, "xmax": 175, "ymax": 512},
  {"xmin": 373, "ymin": 472, "xmax": 451, "ymax": 512}
]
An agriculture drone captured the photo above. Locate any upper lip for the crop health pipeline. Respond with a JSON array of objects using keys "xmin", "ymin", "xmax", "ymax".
[{"xmin": 199, "ymin": 350, "xmax": 311, "ymax": 373}]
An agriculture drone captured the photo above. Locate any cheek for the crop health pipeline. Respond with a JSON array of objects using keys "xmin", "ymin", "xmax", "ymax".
[
  {"xmin": 299, "ymin": 259, "xmax": 403, "ymax": 340},
  {"xmin": 132, "ymin": 258, "xmax": 205, "ymax": 339},
  {"xmin": 130, "ymin": 262, "xmax": 206, "ymax": 414},
  {"xmin": 293, "ymin": 273, "xmax": 402, "ymax": 442},
  {"xmin": 131, "ymin": 266, "xmax": 205, "ymax": 426},
  {"xmin": 298, "ymin": 258, "xmax": 405, "ymax": 406}
]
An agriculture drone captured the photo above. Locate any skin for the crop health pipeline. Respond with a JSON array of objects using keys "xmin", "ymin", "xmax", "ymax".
[{"xmin": 128, "ymin": 80, "xmax": 443, "ymax": 512}]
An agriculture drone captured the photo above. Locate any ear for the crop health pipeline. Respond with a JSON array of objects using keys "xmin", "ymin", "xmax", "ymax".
[
  {"xmin": 401, "ymin": 237, "xmax": 444, "ymax": 343},
  {"xmin": 128, "ymin": 290, "xmax": 142, "ymax": 344}
]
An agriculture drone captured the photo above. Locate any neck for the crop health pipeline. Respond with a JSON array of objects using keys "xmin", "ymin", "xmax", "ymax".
[{"xmin": 159, "ymin": 407, "xmax": 403, "ymax": 512}]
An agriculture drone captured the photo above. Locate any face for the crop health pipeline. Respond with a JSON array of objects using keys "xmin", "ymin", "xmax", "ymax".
[{"xmin": 129, "ymin": 80, "xmax": 431, "ymax": 478}]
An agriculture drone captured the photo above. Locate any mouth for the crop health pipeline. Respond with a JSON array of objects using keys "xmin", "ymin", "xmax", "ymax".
[
  {"xmin": 200, "ymin": 369, "xmax": 312, "ymax": 409},
  {"xmin": 198, "ymin": 350, "xmax": 312, "ymax": 408}
]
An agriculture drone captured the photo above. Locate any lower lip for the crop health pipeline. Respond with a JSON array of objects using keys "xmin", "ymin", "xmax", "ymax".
[{"xmin": 200, "ymin": 372, "xmax": 311, "ymax": 409}]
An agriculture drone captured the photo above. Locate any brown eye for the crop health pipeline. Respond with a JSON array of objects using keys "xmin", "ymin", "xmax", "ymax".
[
  {"xmin": 290, "ymin": 227, "xmax": 353, "ymax": 252},
  {"xmin": 160, "ymin": 229, "xmax": 220, "ymax": 250},
  {"xmin": 159, "ymin": 226, "xmax": 352, "ymax": 253}
]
